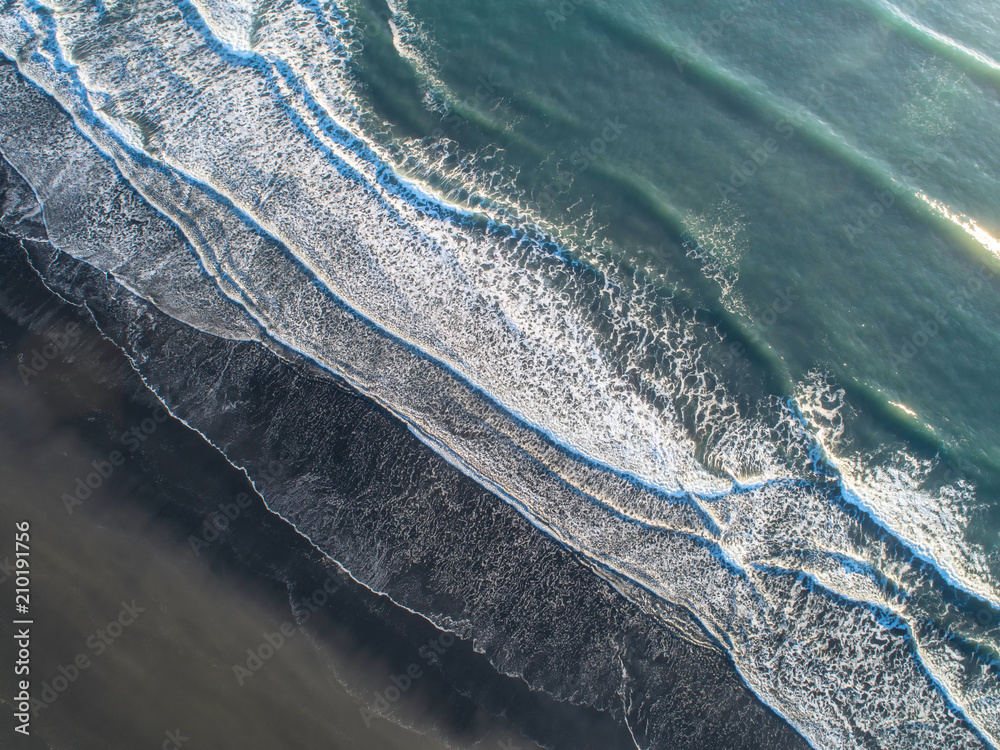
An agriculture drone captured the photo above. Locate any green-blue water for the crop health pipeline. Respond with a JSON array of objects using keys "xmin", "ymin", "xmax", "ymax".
[
  {"xmin": 3, "ymin": 0, "xmax": 1000, "ymax": 746},
  {"xmin": 351, "ymin": 0, "xmax": 1000, "ymax": 527}
]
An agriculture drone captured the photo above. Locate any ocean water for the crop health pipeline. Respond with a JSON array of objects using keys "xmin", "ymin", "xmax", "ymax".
[{"xmin": 1, "ymin": 0, "xmax": 998, "ymax": 747}]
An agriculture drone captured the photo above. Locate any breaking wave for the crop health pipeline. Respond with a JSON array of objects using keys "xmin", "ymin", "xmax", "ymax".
[{"xmin": 1, "ymin": 0, "xmax": 998, "ymax": 746}]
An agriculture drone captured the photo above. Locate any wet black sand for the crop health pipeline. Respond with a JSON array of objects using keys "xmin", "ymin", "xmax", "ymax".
[
  {"xmin": 0, "ymin": 148, "xmax": 808, "ymax": 750},
  {"xmin": 0, "ymin": 232, "xmax": 558, "ymax": 749}
]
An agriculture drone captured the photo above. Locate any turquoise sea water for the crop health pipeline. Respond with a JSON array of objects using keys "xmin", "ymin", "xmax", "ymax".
[
  {"xmin": 348, "ymin": 0, "xmax": 1000, "ymax": 587},
  {"xmin": 2, "ymin": 0, "xmax": 1000, "ymax": 746},
  {"xmin": 351, "ymin": 0, "xmax": 1000, "ymax": 481}
]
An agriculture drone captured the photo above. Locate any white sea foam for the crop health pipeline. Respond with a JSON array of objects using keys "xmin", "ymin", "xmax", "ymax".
[{"xmin": 1, "ymin": 0, "xmax": 998, "ymax": 747}]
